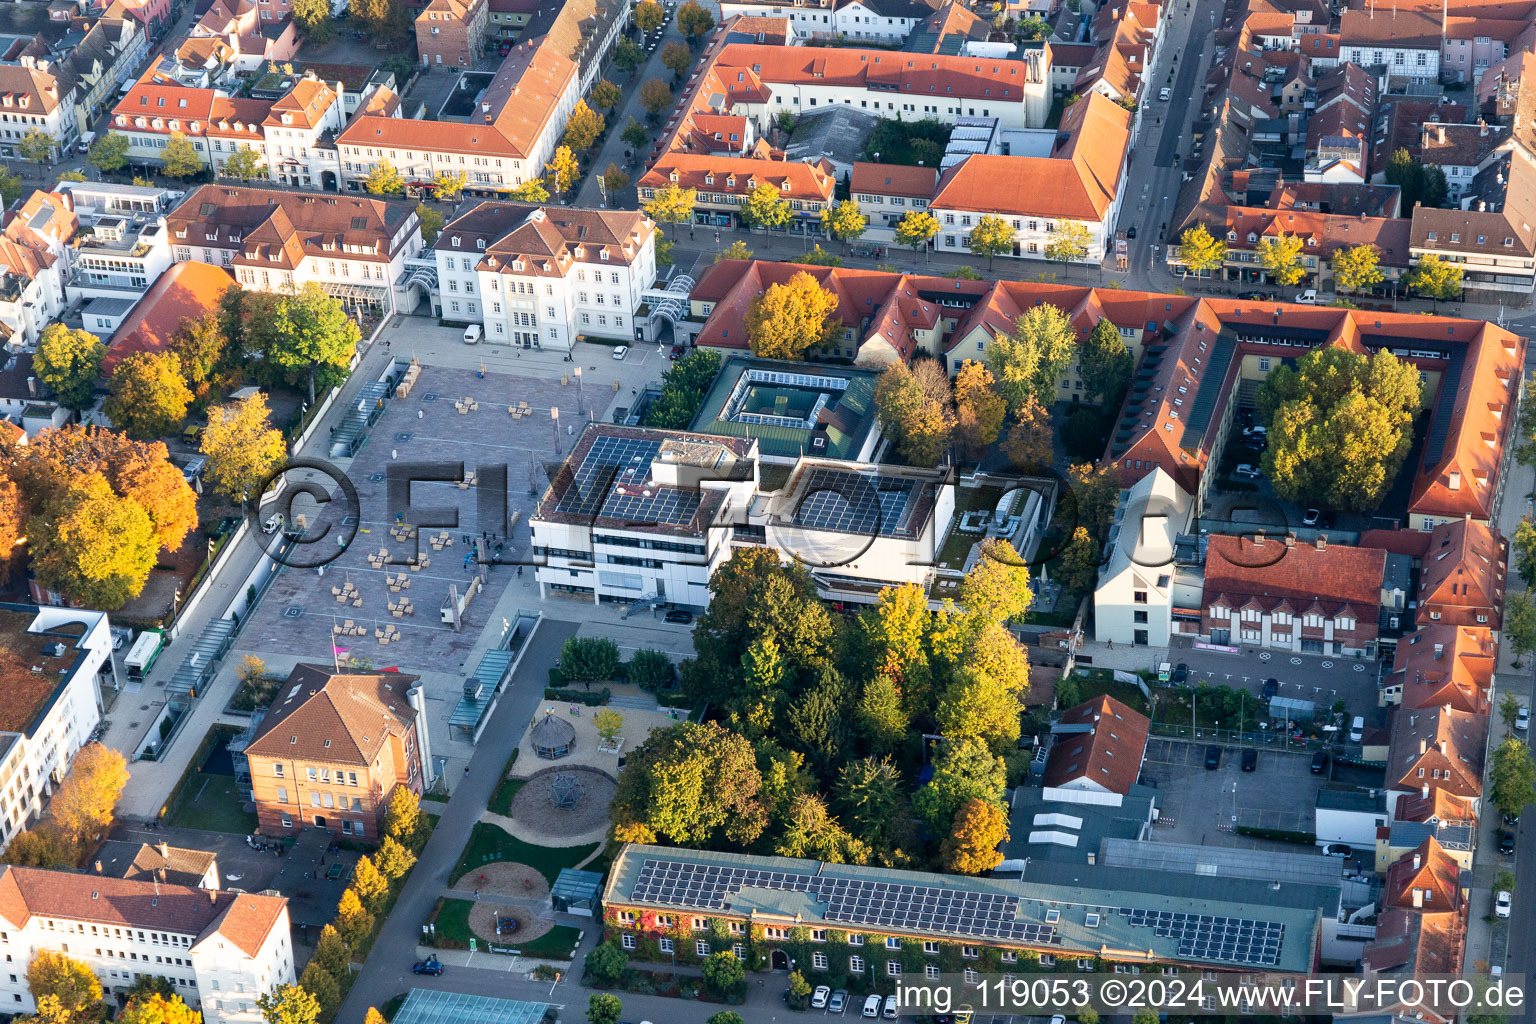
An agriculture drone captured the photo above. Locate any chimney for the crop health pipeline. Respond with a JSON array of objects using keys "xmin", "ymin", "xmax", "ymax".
[
  {"xmin": 209, "ymin": 890, "xmax": 216, "ymax": 904},
  {"xmin": 1480, "ymin": 119, "xmax": 1489, "ymax": 136},
  {"xmin": 93, "ymin": 860, "xmax": 102, "ymax": 874},
  {"xmin": 1437, "ymin": 125, "xmax": 1446, "ymax": 143},
  {"xmin": 1316, "ymin": 534, "xmax": 1326, "ymax": 550},
  {"xmin": 1286, "ymin": 533, "xmax": 1295, "ymax": 548},
  {"xmin": 159, "ymin": 841, "xmax": 170, "ymax": 859},
  {"xmin": 26, "ymin": 376, "xmax": 35, "ymax": 397},
  {"xmin": 1439, "ymin": 739, "xmax": 1448, "ymax": 756},
  {"xmin": 1413, "ymin": 853, "xmax": 1422, "ymax": 869},
  {"xmin": 1254, "ymin": 530, "xmax": 1265, "ymax": 546}
]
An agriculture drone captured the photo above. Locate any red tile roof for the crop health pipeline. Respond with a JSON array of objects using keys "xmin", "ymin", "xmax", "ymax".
[
  {"xmin": 1390, "ymin": 623, "xmax": 1496, "ymax": 715},
  {"xmin": 1387, "ymin": 703, "xmax": 1487, "ymax": 799},
  {"xmin": 1394, "ymin": 787, "xmax": 1477, "ymax": 826},
  {"xmin": 714, "ymin": 42, "xmax": 1040, "ymax": 104},
  {"xmin": 1203, "ymin": 533, "xmax": 1386, "ymax": 618},
  {"xmin": 850, "ymin": 161, "xmax": 938, "ymax": 200},
  {"xmin": 1416, "ymin": 517, "xmax": 1506, "ymax": 628},
  {"xmin": 638, "ymin": 154, "xmax": 835, "ymax": 205},
  {"xmin": 105, "ymin": 262, "xmax": 237, "ymax": 374},
  {"xmin": 1385, "ymin": 837, "xmax": 1464, "ymax": 912},
  {"xmin": 246, "ymin": 663, "xmax": 420, "ymax": 765},
  {"xmin": 1041, "ymin": 694, "xmax": 1150, "ymax": 795}
]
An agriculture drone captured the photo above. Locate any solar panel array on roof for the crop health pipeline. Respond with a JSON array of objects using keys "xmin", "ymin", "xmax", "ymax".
[
  {"xmin": 1180, "ymin": 332, "xmax": 1238, "ymax": 449},
  {"xmin": 793, "ymin": 468, "xmax": 916, "ymax": 535},
  {"xmin": 556, "ymin": 434, "xmax": 704, "ymax": 526},
  {"xmin": 1137, "ymin": 909, "xmax": 1284, "ymax": 966},
  {"xmin": 629, "ymin": 859, "xmax": 1055, "ymax": 944}
]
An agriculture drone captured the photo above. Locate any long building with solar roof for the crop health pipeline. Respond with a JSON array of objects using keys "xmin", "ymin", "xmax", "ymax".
[
  {"xmin": 529, "ymin": 423, "xmax": 954, "ymax": 607},
  {"xmin": 602, "ymin": 844, "xmax": 1329, "ymax": 976}
]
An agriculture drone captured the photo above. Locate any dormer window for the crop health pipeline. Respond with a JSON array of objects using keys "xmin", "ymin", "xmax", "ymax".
[
  {"xmin": 1247, "ymin": 232, "xmax": 1257, "ymax": 242},
  {"xmin": 1227, "ymin": 230, "xmax": 1238, "ymax": 240},
  {"xmin": 704, "ymin": 174, "xmax": 714, "ymax": 185},
  {"xmin": 452, "ymin": 236, "xmax": 461, "ymax": 247},
  {"xmin": 476, "ymin": 238, "xmax": 485, "ymax": 249}
]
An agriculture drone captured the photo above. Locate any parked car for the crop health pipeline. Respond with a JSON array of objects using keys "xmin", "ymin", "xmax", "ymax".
[
  {"xmin": 612, "ymin": 345, "xmax": 629, "ymax": 360},
  {"xmin": 1242, "ymin": 748, "xmax": 1257, "ymax": 772},
  {"xmin": 1518, "ymin": 705, "xmax": 1530, "ymax": 731},
  {"xmin": 1159, "ymin": 86, "xmax": 1171, "ymax": 100},
  {"xmin": 1238, "ymin": 290, "xmax": 1271, "ymax": 300},
  {"xmin": 412, "ymin": 959, "xmax": 443, "ymax": 975},
  {"xmin": 829, "ymin": 990, "xmax": 849, "ymax": 1014},
  {"xmin": 812, "ymin": 986, "xmax": 831, "ymax": 1009},
  {"xmin": 664, "ymin": 609, "xmax": 693, "ymax": 624},
  {"xmin": 463, "ymin": 323, "xmax": 482, "ymax": 344},
  {"xmin": 1504, "ymin": 812, "xmax": 1520, "ymax": 827},
  {"xmin": 1233, "ymin": 463, "xmax": 1263, "ymax": 479},
  {"xmin": 1303, "ymin": 508, "xmax": 1321, "ymax": 526},
  {"xmin": 1497, "ymin": 890, "xmax": 1513, "ymax": 918},
  {"xmin": 863, "ymin": 995, "xmax": 883, "ymax": 1018},
  {"xmin": 1294, "ymin": 289, "xmax": 1319, "ymax": 304},
  {"xmin": 262, "ymin": 513, "xmax": 284, "ymax": 535},
  {"xmin": 1171, "ymin": 662, "xmax": 1189, "ymax": 684},
  {"xmin": 1348, "ymin": 716, "xmax": 1364, "ymax": 743},
  {"xmin": 1500, "ymin": 830, "xmax": 1517, "ymax": 855},
  {"xmin": 1126, "ymin": 225, "xmax": 1137, "ymax": 239},
  {"xmin": 1262, "ymin": 678, "xmax": 1279, "ymax": 700},
  {"xmin": 1321, "ymin": 843, "xmax": 1352, "ymax": 857},
  {"xmin": 669, "ymin": 345, "xmax": 685, "ymax": 360},
  {"xmin": 883, "ymin": 996, "xmax": 899, "ymax": 1019},
  {"xmin": 1204, "ymin": 745, "xmax": 1221, "ymax": 770},
  {"xmin": 1310, "ymin": 751, "xmax": 1330, "ymax": 774}
]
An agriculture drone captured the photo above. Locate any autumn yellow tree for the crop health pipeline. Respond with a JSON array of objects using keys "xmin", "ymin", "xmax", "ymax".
[
  {"xmin": 26, "ymin": 951, "xmax": 102, "ymax": 1021},
  {"xmin": 104, "ymin": 351, "xmax": 193, "ymax": 439},
  {"xmin": 563, "ymin": 100, "xmax": 606, "ymax": 151},
  {"xmin": 350, "ymin": 855, "xmax": 389, "ymax": 913},
  {"xmin": 200, "ymin": 392, "xmax": 287, "ymax": 503},
  {"xmin": 953, "ymin": 360, "xmax": 1005, "ymax": 460},
  {"xmin": 1001, "ymin": 397, "xmax": 1053, "ymax": 472},
  {"xmin": 545, "ymin": 146, "xmax": 581, "ymax": 200},
  {"xmin": 48, "ymin": 741, "xmax": 128, "ymax": 846},
  {"xmin": 334, "ymin": 888, "xmax": 375, "ymax": 950},
  {"xmin": 940, "ymin": 797, "xmax": 1009, "ymax": 874},
  {"xmin": 28, "ymin": 474, "xmax": 159, "ymax": 610},
  {"xmin": 745, "ymin": 271, "xmax": 841, "ymax": 360}
]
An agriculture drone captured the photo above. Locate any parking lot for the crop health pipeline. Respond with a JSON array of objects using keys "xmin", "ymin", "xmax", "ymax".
[
  {"xmin": 1167, "ymin": 638, "xmax": 1385, "ymax": 724},
  {"xmin": 1140, "ymin": 737, "xmax": 1325, "ymax": 847}
]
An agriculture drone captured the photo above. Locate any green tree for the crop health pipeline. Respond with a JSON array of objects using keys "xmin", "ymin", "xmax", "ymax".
[
  {"xmin": 677, "ymin": 0, "xmax": 715, "ymax": 40},
  {"xmin": 1332, "ymin": 243, "xmax": 1384, "ymax": 296},
  {"xmin": 745, "ymin": 270, "xmax": 841, "ymax": 359},
  {"xmin": 222, "ymin": 144, "xmax": 266, "ymax": 180},
  {"xmin": 1504, "ymin": 590, "xmax": 1536, "ymax": 668},
  {"xmin": 940, "ymin": 796, "xmax": 1009, "ymax": 874},
  {"xmin": 1514, "ymin": 516, "xmax": 1536, "ymax": 589},
  {"xmin": 26, "ymin": 951, "xmax": 101, "ymax": 1021},
  {"xmin": 1256, "ymin": 346, "xmax": 1422, "ymax": 512},
  {"xmin": 563, "ymin": 100, "xmax": 606, "ymax": 151},
  {"xmin": 610, "ymin": 721, "xmax": 767, "ymax": 846},
  {"xmin": 1495, "ymin": 868, "xmax": 1518, "ymax": 895},
  {"xmin": 105, "ymin": 352, "xmax": 193, "ymax": 438},
  {"xmin": 1384, "ymin": 147, "xmax": 1448, "ymax": 211},
  {"xmin": 1002, "ymin": 397, "xmax": 1054, "ymax": 471},
  {"xmin": 707, "ymin": 1016, "xmax": 746, "ymax": 1024},
  {"xmin": 559, "ymin": 636, "xmax": 621, "ymax": 685},
  {"xmin": 587, "ymin": 994, "xmax": 623, "ymax": 1024},
  {"xmin": 508, "ymin": 178, "xmax": 551, "ymax": 202},
  {"xmin": 416, "ymin": 203, "xmax": 445, "ymax": 245},
  {"xmin": 590, "ymin": 79, "xmax": 622, "ymax": 113},
  {"xmin": 363, "ymin": 159, "xmax": 405, "ymax": 196},
  {"xmin": 0, "ymin": 165, "xmax": 19, "ymax": 207},
  {"xmin": 775, "ymin": 792, "xmax": 863, "ymax": 863},
  {"xmin": 820, "ymin": 198, "xmax": 866, "ymax": 251},
  {"xmin": 639, "ymin": 77, "xmax": 674, "ymax": 118},
  {"xmin": 17, "ymin": 128, "xmax": 54, "ymax": 171},
  {"xmin": 834, "ymin": 756, "xmax": 909, "ymax": 862},
  {"xmin": 614, "ymin": 37, "xmax": 644, "ymax": 76},
  {"xmin": 1501, "ymin": 692, "xmax": 1523, "ymax": 731},
  {"xmin": 1175, "ymin": 223, "xmax": 1226, "ymax": 277},
  {"xmin": 913, "ymin": 736, "xmax": 1006, "ymax": 833},
  {"xmin": 718, "ymin": 240, "xmax": 753, "ymax": 261},
  {"xmin": 199, "ymin": 392, "xmax": 286, "ymax": 503},
  {"xmin": 291, "ymin": 0, "xmax": 335, "ymax": 40},
  {"xmin": 635, "ymin": 0, "xmax": 664, "ymax": 31},
  {"xmin": 161, "ymin": 131, "xmax": 203, "ymax": 179},
  {"xmin": 894, "ymin": 209, "xmax": 938, "ymax": 262},
  {"xmin": 797, "ymin": 243, "xmax": 841, "ymax": 266},
  {"xmin": 1079, "ymin": 317, "xmax": 1132, "ymax": 406},
  {"xmin": 642, "ymin": 347, "xmax": 722, "ymax": 428},
  {"xmin": 874, "ymin": 359, "xmax": 953, "ymax": 464},
  {"xmin": 1, "ymin": 826, "xmax": 72, "ymax": 868},
  {"xmin": 1406, "ymin": 253, "xmax": 1464, "ymax": 305},
  {"xmin": 661, "ymin": 40, "xmax": 692, "ymax": 79},
  {"xmin": 787, "ymin": 970, "xmax": 813, "ymax": 1010},
  {"xmin": 643, "ymin": 181, "xmax": 695, "ymax": 236},
  {"xmin": 701, "ymin": 950, "xmax": 746, "ymax": 994},
  {"xmin": 252, "ymin": 283, "xmax": 360, "ymax": 403},
  {"xmin": 1044, "ymin": 220, "xmax": 1092, "ymax": 267},
  {"xmin": 626, "ymin": 648, "xmax": 675, "ymax": 692},
  {"xmin": 1490, "ymin": 737, "xmax": 1536, "ymax": 823},
  {"xmin": 742, "ymin": 179, "xmax": 792, "ymax": 234},
  {"xmin": 1056, "ymin": 525, "xmax": 1101, "ymax": 595},
  {"xmin": 1256, "ymin": 231, "xmax": 1306, "ymax": 287},
  {"xmin": 29, "ymin": 473, "xmax": 157, "ymax": 609},
  {"xmin": 987, "ymin": 302, "xmax": 1076, "ymax": 414},
  {"xmin": 373, "ymin": 834, "xmax": 416, "ymax": 881},
  {"xmin": 33, "ymin": 324, "xmax": 104, "ymax": 410},
  {"xmin": 257, "ymin": 984, "xmax": 321, "ymax": 1024},
  {"xmin": 936, "ymin": 665, "xmax": 1022, "ymax": 746},
  {"xmin": 954, "ymin": 360, "xmax": 1004, "ymax": 460},
  {"xmin": 1067, "ymin": 461, "xmax": 1124, "ymax": 537},
  {"xmin": 585, "ymin": 942, "xmax": 629, "ymax": 984},
  {"xmin": 621, "ymin": 116, "xmax": 649, "ymax": 150},
  {"xmin": 967, "ymin": 213, "xmax": 1015, "ymax": 269},
  {"xmin": 312, "ymin": 924, "xmax": 350, "ymax": 978},
  {"xmin": 1017, "ymin": 13, "xmax": 1049, "ymax": 38},
  {"xmin": 959, "ymin": 538, "xmax": 1033, "ymax": 622},
  {"xmin": 1132, "ymin": 1010, "xmax": 1161, "ymax": 1024},
  {"xmin": 86, "ymin": 131, "xmax": 130, "ymax": 174},
  {"xmin": 297, "ymin": 962, "xmax": 339, "ymax": 1016}
]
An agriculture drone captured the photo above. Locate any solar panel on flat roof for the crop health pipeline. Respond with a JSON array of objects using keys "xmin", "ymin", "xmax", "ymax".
[{"xmin": 793, "ymin": 468, "xmax": 917, "ymax": 535}]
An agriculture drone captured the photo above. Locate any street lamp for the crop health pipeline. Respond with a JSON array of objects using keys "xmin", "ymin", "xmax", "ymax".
[
  {"xmin": 573, "ymin": 365, "xmax": 584, "ymax": 417},
  {"xmin": 551, "ymin": 406, "xmax": 561, "ymax": 455}
]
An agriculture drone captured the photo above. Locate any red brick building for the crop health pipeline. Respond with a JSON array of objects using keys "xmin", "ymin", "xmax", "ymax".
[{"xmin": 416, "ymin": 0, "xmax": 489, "ymax": 68}]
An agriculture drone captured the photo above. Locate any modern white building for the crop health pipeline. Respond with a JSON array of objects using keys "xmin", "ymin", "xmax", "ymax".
[
  {"xmin": 65, "ymin": 213, "xmax": 174, "ymax": 307},
  {"xmin": 0, "ymin": 866, "xmax": 293, "ymax": 1024},
  {"xmin": 530, "ymin": 425, "xmax": 956, "ymax": 607},
  {"xmin": 1093, "ymin": 468, "xmax": 1193, "ymax": 648},
  {"xmin": 0, "ymin": 192, "xmax": 77, "ymax": 350},
  {"xmin": 0, "ymin": 605, "xmax": 114, "ymax": 850},
  {"xmin": 431, "ymin": 203, "xmax": 657, "ymax": 348}
]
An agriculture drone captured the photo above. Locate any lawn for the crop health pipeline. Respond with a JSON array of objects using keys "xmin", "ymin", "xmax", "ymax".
[
  {"xmin": 515, "ymin": 925, "xmax": 582, "ymax": 960},
  {"xmin": 1058, "ymin": 668, "xmax": 1151, "ymax": 715},
  {"xmin": 164, "ymin": 771, "xmax": 257, "ymax": 834},
  {"xmin": 935, "ymin": 485, "xmax": 1006, "ymax": 570},
  {"xmin": 489, "ymin": 778, "xmax": 525, "ymax": 818},
  {"xmin": 428, "ymin": 899, "xmax": 581, "ymax": 960},
  {"xmin": 450, "ymin": 821, "xmax": 600, "ymax": 886}
]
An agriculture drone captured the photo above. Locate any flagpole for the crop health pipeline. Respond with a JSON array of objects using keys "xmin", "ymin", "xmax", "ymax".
[{"xmin": 333, "ymin": 615, "xmax": 340, "ymax": 672}]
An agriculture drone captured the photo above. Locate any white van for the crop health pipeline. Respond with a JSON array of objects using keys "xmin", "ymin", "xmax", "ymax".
[
  {"xmin": 1348, "ymin": 716, "xmax": 1364, "ymax": 743},
  {"xmin": 463, "ymin": 323, "xmax": 482, "ymax": 344},
  {"xmin": 883, "ymin": 995, "xmax": 898, "ymax": 1019},
  {"xmin": 1294, "ymin": 289, "xmax": 1319, "ymax": 304},
  {"xmin": 76, "ymin": 130, "xmax": 95, "ymax": 154}
]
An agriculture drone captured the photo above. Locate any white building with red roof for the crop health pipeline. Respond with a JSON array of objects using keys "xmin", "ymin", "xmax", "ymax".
[
  {"xmin": 1042, "ymin": 695, "xmax": 1151, "ymax": 801},
  {"xmin": 0, "ymin": 191, "xmax": 76, "ymax": 349},
  {"xmin": 0, "ymin": 866, "xmax": 292, "ymax": 1024}
]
